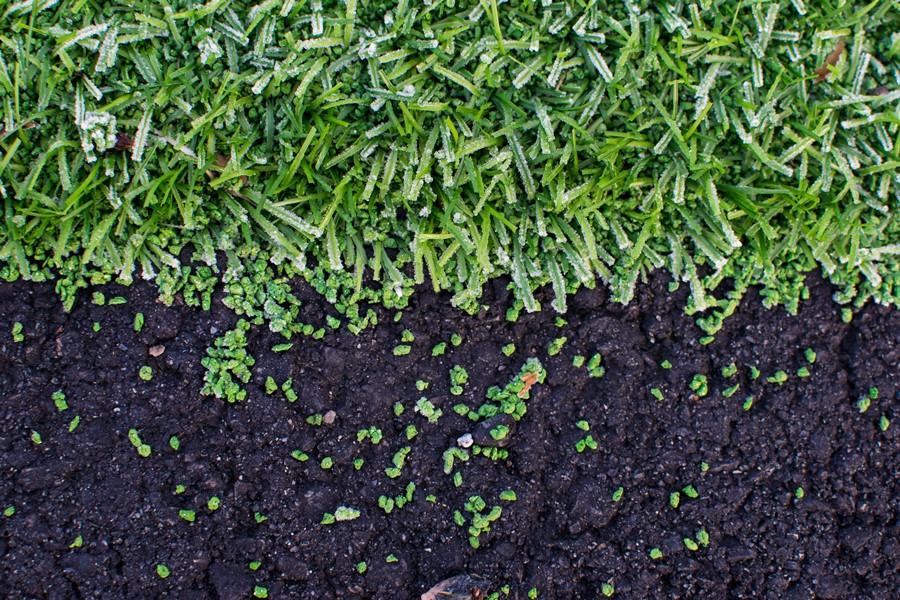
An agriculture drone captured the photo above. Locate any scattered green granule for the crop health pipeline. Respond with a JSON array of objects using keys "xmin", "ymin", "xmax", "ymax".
[
  {"xmin": 586, "ymin": 354, "xmax": 604, "ymax": 378},
  {"xmin": 575, "ymin": 435, "xmax": 597, "ymax": 453},
  {"xmin": 200, "ymin": 320, "xmax": 255, "ymax": 403},
  {"xmin": 415, "ymin": 398, "xmax": 442, "ymax": 423},
  {"xmin": 449, "ymin": 365, "xmax": 469, "ymax": 396},
  {"xmin": 767, "ymin": 370, "xmax": 788, "ymax": 385},
  {"xmin": 52, "ymin": 390, "xmax": 68, "ymax": 411},
  {"xmin": 547, "ymin": 337, "xmax": 567, "ymax": 356},
  {"xmin": 127, "ymin": 429, "xmax": 151, "ymax": 457},
  {"xmin": 321, "ymin": 506, "xmax": 360, "ymax": 524},
  {"xmin": 689, "ymin": 374, "xmax": 708, "ymax": 397},
  {"xmin": 804, "ymin": 348, "xmax": 817, "ymax": 364}
]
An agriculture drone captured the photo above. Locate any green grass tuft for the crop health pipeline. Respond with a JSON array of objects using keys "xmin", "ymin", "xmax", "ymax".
[{"xmin": 0, "ymin": 1, "xmax": 898, "ymax": 328}]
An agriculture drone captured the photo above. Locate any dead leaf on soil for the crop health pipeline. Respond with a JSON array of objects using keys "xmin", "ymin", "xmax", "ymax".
[
  {"xmin": 113, "ymin": 132, "xmax": 134, "ymax": 151},
  {"xmin": 518, "ymin": 372, "xmax": 539, "ymax": 398},
  {"xmin": 421, "ymin": 575, "xmax": 489, "ymax": 600},
  {"xmin": 815, "ymin": 39, "xmax": 845, "ymax": 83},
  {"xmin": 205, "ymin": 152, "xmax": 249, "ymax": 199},
  {"xmin": 149, "ymin": 345, "xmax": 165, "ymax": 357}
]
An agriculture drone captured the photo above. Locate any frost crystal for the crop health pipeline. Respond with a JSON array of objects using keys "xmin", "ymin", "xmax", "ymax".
[
  {"xmin": 78, "ymin": 110, "xmax": 117, "ymax": 163},
  {"xmin": 199, "ymin": 36, "xmax": 223, "ymax": 66}
]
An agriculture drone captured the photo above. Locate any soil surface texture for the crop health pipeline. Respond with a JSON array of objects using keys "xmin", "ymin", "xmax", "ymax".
[{"xmin": 1, "ymin": 272, "xmax": 898, "ymax": 599}]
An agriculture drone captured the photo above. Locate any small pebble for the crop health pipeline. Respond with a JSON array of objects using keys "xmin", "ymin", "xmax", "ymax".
[
  {"xmin": 323, "ymin": 410, "xmax": 337, "ymax": 425},
  {"xmin": 457, "ymin": 433, "xmax": 473, "ymax": 448},
  {"xmin": 470, "ymin": 414, "xmax": 517, "ymax": 448}
]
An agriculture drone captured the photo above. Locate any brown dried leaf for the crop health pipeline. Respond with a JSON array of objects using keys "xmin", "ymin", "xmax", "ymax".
[
  {"xmin": 114, "ymin": 133, "xmax": 135, "ymax": 151},
  {"xmin": 206, "ymin": 153, "xmax": 229, "ymax": 180},
  {"xmin": 518, "ymin": 372, "xmax": 540, "ymax": 398},
  {"xmin": 815, "ymin": 39, "xmax": 845, "ymax": 83},
  {"xmin": 206, "ymin": 152, "xmax": 249, "ymax": 196}
]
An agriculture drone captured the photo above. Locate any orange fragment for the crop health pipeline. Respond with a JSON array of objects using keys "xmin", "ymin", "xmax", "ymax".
[{"xmin": 518, "ymin": 372, "xmax": 539, "ymax": 398}]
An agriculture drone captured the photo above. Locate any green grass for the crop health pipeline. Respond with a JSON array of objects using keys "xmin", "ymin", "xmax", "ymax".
[{"xmin": 0, "ymin": 1, "xmax": 899, "ymax": 331}]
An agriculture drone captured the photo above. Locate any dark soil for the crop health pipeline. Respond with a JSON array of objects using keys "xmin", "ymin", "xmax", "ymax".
[{"xmin": 1, "ymin": 271, "xmax": 898, "ymax": 599}]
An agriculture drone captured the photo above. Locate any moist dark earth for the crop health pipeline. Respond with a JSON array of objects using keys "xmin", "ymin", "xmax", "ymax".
[{"xmin": 0, "ymin": 271, "xmax": 898, "ymax": 600}]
